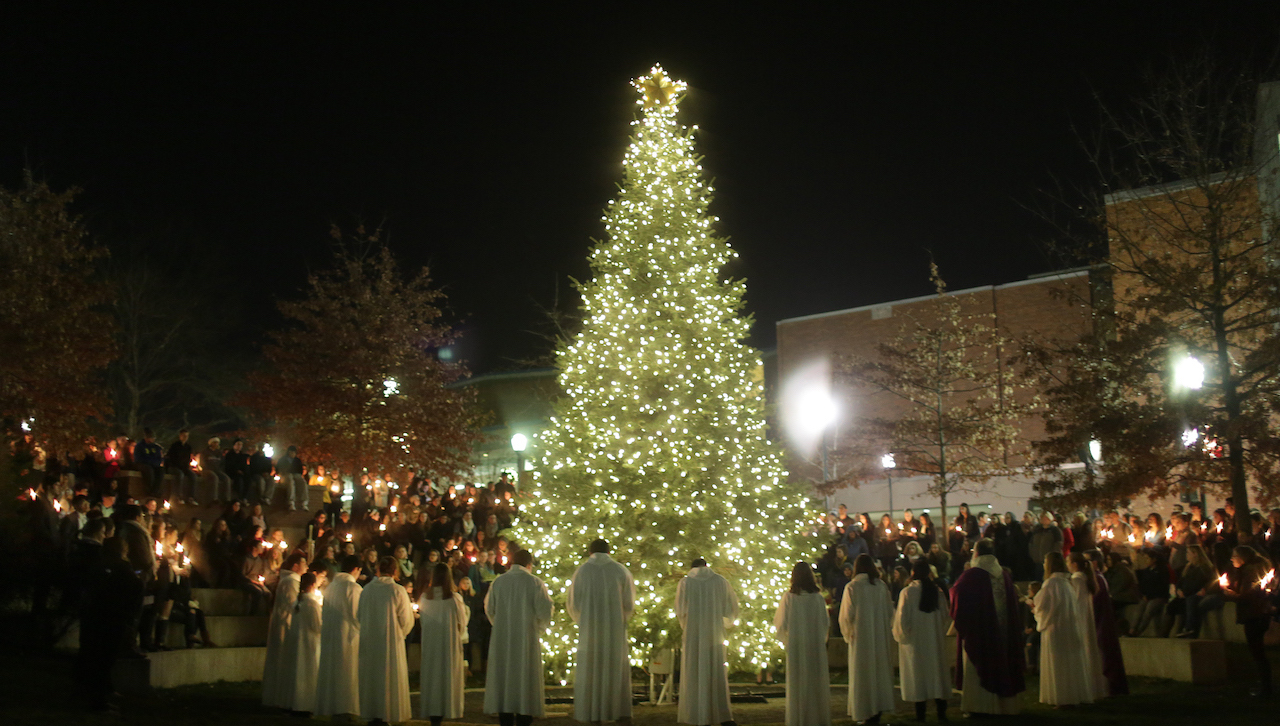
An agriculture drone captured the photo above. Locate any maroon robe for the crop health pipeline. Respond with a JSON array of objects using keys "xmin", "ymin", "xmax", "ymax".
[
  {"xmin": 949, "ymin": 564, "xmax": 1026, "ymax": 697},
  {"xmin": 1093, "ymin": 572, "xmax": 1129, "ymax": 695}
]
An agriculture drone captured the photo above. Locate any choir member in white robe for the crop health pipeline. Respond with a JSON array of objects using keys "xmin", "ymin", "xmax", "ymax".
[
  {"xmin": 316, "ymin": 555, "xmax": 362, "ymax": 718},
  {"xmin": 281, "ymin": 572, "xmax": 324, "ymax": 713},
  {"xmin": 262, "ymin": 552, "xmax": 306, "ymax": 708},
  {"xmin": 838, "ymin": 554, "xmax": 895, "ymax": 724},
  {"xmin": 1068, "ymin": 553, "xmax": 1107, "ymax": 699},
  {"xmin": 359, "ymin": 556, "xmax": 415, "ymax": 723},
  {"xmin": 676, "ymin": 558, "xmax": 740, "ymax": 726},
  {"xmin": 1034, "ymin": 552, "xmax": 1091, "ymax": 706},
  {"xmin": 566, "ymin": 539, "xmax": 636, "ymax": 724},
  {"xmin": 419, "ymin": 562, "xmax": 470, "ymax": 724},
  {"xmin": 893, "ymin": 560, "xmax": 951, "ymax": 722},
  {"xmin": 772, "ymin": 562, "xmax": 830, "ymax": 726},
  {"xmin": 485, "ymin": 549, "xmax": 555, "ymax": 726}
]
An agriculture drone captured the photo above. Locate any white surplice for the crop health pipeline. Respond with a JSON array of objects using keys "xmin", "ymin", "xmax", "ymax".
[
  {"xmin": 1034, "ymin": 572, "xmax": 1091, "ymax": 706},
  {"xmin": 280, "ymin": 591, "xmax": 323, "ymax": 712},
  {"xmin": 838, "ymin": 573, "xmax": 895, "ymax": 722},
  {"xmin": 358, "ymin": 576, "xmax": 414, "ymax": 722},
  {"xmin": 418, "ymin": 587, "xmax": 469, "ymax": 720},
  {"xmin": 484, "ymin": 565, "xmax": 555, "ymax": 716},
  {"xmin": 773, "ymin": 590, "xmax": 831, "ymax": 726},
  {"xmin": 567, "ymin": 552, "xmax": 636, "ymax": 722},
  {"xmin": 893, "ymin": 580, "xmax": 951, "ymax": 703},
  {"xmin": 262, "ymin": 569, "xmax": 301, "ymax": 708},
  {"xmin": 675, "ymin": 566, "xmax": 740, "ymax": 726},
  {"xmin": 315, "ymin": 571, "xmax": 361, "ymax": 717},
  {"xmin": 1070, "ymin": 571, "xmax": 1107, "ymax": 699}
]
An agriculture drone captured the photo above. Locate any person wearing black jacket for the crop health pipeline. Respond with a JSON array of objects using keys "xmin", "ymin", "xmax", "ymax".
[
  {"xmin": 164, "ymin": 430, "xmax": 197, "ymax": 505},
  {"xmin": 76, "ymin": 537, "xmax": 144, "ymax": 712},
  {"xmin": 247, "ymin": 443, "xmax": 274, "ymax": 506},
  {"xmin": 135, "ymin": 429, "xmax": 166, "ymax": 497},
  {"xmin": 224, "ymin": 439, "xmax": 251, "ymax": 503}
]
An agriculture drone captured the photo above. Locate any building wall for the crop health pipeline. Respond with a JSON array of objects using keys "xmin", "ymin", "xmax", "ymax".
[{"xmin": 774, "ymin": 271, "xmax": 1093, "ymax": 514}]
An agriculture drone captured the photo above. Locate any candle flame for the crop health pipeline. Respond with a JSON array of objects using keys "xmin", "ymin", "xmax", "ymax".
[
  {"xmin": 163, "ymin": 500, "xmax": 171, "ymax": 510},
  {"xmin": 155, "ymin": 541, "xmax": 163, "ymax": 556},
  {"xmin": 258, "ymin": 575, "xmax": 265, "ymax": 583},
  {"xmin": 1261, "ymin": 570, "xmax": 1276, "ymax": 590},
  {"xmin": 1216, "ymin": 522, "xmax": 1224, "ymax": 533},
  {"xmin": 1166, "ymin": 526, "xmax": 1173, "ymax": 539},
  {"xmin": 53, "ymin": 499, "xmax": 62, "ymax": 512},
  {"xmin": 176, "ymin": 543, "xmax": 184, "ymax": 553},
  {"xmin": 1218, "ymin": 573, "xmax": 1230, "ymax": 588},
  {"xmin": 345, "ymin": 533, "xmax": 352, "ymax": 541},
  {"xmin": 1127, "ymin": 533, "xmax": 1136, "ymax": 544}
]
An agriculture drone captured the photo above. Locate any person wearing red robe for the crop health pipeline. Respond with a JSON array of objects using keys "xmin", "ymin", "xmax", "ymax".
[{"xmin": 950, "ymin": 539, "xmax": 1026, "ymax": 715}]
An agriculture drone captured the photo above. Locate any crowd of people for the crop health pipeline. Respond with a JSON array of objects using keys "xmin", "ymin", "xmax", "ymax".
[{"xmin": 12, "ymin": 424, "xmax": 1280, "ymax": 721}]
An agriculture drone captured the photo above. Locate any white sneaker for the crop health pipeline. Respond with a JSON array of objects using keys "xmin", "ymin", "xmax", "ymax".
[{"xmin": 189, "ymin": 499, "xmax": 199, "ymax": 506}]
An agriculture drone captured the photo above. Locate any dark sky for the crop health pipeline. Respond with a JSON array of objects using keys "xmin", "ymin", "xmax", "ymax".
[{"xmin": 3, "ymin": 6, "xmax": 1278, "ymax": 373}]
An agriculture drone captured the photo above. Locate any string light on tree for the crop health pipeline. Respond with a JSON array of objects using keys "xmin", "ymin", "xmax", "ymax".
[{"xmin": 514, "ymin": 64, "xmax": 820, "ymax": 684}]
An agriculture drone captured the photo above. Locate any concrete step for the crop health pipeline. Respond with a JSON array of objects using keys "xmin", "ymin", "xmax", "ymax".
[
  {"xmin": 1119, "ymin": 636, "xmax": 1227, "ymax": 684},
  {"xmin": 190, "ymin": 588, "xmax": 253, "ymax": 616},
  {"xmin": 113, "ymin": 646, "xmax": 267, "ymax": 691},
  {"xmin": 164, "ymin": 615, "xmax": 269, "ymax": 648}
]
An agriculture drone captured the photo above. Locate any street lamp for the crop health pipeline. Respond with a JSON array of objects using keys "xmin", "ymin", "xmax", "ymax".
[
  {"xmin": 881, "ymin": 453, "xmax": 896, "ymax": 512},
  {"xmin": 510, "ymin": 433, "xmax": 528, "ymax": 489},
  {"xmin": 1173, "ymin": 354, "xmax": 1204, "ymax": 390}
]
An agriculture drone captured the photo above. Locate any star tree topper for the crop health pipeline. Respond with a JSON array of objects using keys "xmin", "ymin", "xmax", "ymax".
[{"xmin": 634, "ymin": 65, "xmax": 686, "ymax": 109}]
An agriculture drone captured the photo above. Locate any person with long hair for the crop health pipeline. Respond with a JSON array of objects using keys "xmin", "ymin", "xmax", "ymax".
[
  {"xmin": 916, "ymin": 512, "xmax": 937, "ymax": 552},
  {"xmin": 1067, "ymin": 553, "xmax": 1106, "ymax": 699},
  {"xmin": 1221, "ymin": 546, "xmax": 1275, "ymax": 697},
  {"xmin": 280, "ymin": 571, "xmax": 323, "ymax": 714},
  {"xmin": 893, "ymin": 559, "xmax": 950, "ymax": 722},
  {"xmin": 1128, "ymin": 550, "xmax": 1169, "ymax": 636},
  {"xmin": 418, "ymin": 562, "xmax": 469, "ymax": 725},
  {"xmin": 1033, "ymin": 552, "xmax": 1091, "ymax": 706},
  {"xmin": 774, "ymin": 562, "xmax": 830, "ymax": 726},
  {"xmin": 839, "ymin": 554, "xmax": 894, "ymax": 724},
  {"xmin": 875, "ymin": 514, "xmax": 899, "ymax": 573},
  {"xmin": 1173, "ymin": 544, "xmax": 1222, "ymax": 638}
]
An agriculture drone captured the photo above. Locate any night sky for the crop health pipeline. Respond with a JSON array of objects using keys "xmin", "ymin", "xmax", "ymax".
[{"xmin": 4, "ymin": 6, "xmax": 1278, "ymax": 373}]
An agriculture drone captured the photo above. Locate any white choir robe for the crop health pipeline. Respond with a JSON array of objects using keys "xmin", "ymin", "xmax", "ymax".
[
  {"xmin": 773, "ymin": 590, "xmax": 831, "ymax": 726},
  {"xmin": 280, "ymin": 591, "xmax": 323, "ymax": 712},
  {"xmin": 418, "ymin": 588, "xmax": 469, "ymax": 720},
  {"xmin": 893, "ymin": 581, "xmax": 951, "ymax": 703},
  {"xmin": 358, "ymin": 576, "xmax": 415, "ymax": 723},
  {"xmin": 1071, "ymin": 572, "xmax": 1107, "ymax": 699},
  {"xmin": 1034, "ymin": 572, "xmax": 1091, "ymax": 706},
  {"xmin": 838, "ymin": 574, "xmax": 895, "ymax": 722},
  {"xmin": 567, "ymin": 553, "xmax": 636, "ymax": 722},
  {"xmin": 315, "ymin": 572, "xmax": 361, "ymax": 717},
  {"xmin": 262, "ymin": 570, "xmax": 301, "ymax": 707},
  {"xmin": 675, "ymin": 566, "xmax": 740, "ymax": 726},
  {"xmin": 484, "ymin": 566, "xmax": 555, "ymax": 716}
]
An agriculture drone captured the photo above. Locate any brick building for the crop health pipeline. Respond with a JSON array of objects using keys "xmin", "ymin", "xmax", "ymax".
[{"xmin": 774, "ymin": 270, "xmax": 1095, "ymax": 518}]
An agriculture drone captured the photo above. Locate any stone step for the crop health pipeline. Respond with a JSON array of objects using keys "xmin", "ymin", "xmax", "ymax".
[
  {"xmin": 190, "ymin": 588, "xmax": 253, "ymax": 616},
  {"xmin": 114, "ymin": 646, "xmax": 268, "ymax": 691},
  {"xmin": 1119, "ymin": 636, "xmax": 1227, "ymax": 684},
  {"xmin": 164, "ymin": 615, "xmax": 269, "ymax": 648}
]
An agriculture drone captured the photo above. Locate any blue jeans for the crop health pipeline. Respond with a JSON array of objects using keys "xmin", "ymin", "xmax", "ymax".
[
  {"xmin": 166, "ymin": 467, "xmax": 197, "ymax": 501},
  {"xmin": 286, "ymin": 474, "xmax": 308, "ymax": 510},
  {"xmin": 1185, "ymin": 593, "xmax": 1225, "ymax": 635}
]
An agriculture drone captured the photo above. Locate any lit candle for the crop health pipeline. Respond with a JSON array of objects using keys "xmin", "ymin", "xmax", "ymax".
[
  {"xmin": 885, "ymin": 528, "xmax": 891, "ymax": 536},
  {"xmin": 176, "ymin": 543, "xmax": 184, "ymax": 554},
  {"xmin": 163, "ymin": 500, "xmax": 171, "ymax": 510},
  {"xmin": 53, "ymin": 499, "xmax": 62, "ymax": 513},
  {"xmin": 154, "ymin": 541, "xmax": 163, "ymax": 556},
  {"xmin": 1216, "ymin": 522, "xmax": 1224, "ymax": 533},
  {"xmin": 1127, "ymin": 533, "xmax": 1136, "ymax": 544},
  {"xmin": 390, "ymin": 505, "xmax": 397, "ymax": 513},
  {"xmin": 345, "ymin": 533, "xmax": 352, "ymax": 541},
  {"xmin": 379, "ymin": 523, "xmax": 387, "ymax": 531},
  {"xmin": 1260, "ymin": 570, "xmax": 1276, "ymax": 590},
  {"xmin": 1165, "ymin": 526, "xmax": 1173, "ymax": 540},
  {"xmin": 263, "ymin": 542, "xmax": 274, "ymax": 549},
  {"xmin": 1218, "ymin": 572, "xmax": 1230, "ymax": 589},
  {"xmin": 258, "ymin": 575, "xmax": 265, "ymax": 584},
  {"xmin": 281, "ymin": 541, "xmax": 288, "ymax": 550},
  {"xmin": 412, "ymin": 602, "xmax": 420, "ymax": 612}
]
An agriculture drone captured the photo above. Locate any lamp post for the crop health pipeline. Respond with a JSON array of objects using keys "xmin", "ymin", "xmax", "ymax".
[
  {"xmin": 510, "ymin": 433, "xmax": 528, "ymax": 490},
  {"xmin": 882, "ymin": 453, "xmax": 896, "ymax": 513},
  {"xmin": 1172, "ymin": 353, "xmax": 1206, "ymax": 506}
]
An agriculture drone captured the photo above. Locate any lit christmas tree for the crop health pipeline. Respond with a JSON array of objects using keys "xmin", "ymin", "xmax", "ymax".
[{"xmin": 517, "ymin": 65, "xmax": 820, "ymax": 684}]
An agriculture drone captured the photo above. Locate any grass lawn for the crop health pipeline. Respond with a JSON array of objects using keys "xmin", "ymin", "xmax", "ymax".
[{"xmin": 2, "ymin": 652, "xmax": 1276, "ymax": 726}]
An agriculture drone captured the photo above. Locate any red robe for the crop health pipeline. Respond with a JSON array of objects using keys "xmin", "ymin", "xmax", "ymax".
[
  {"xmin": 949, "ymin": 564, "xmax": 1026, "ymax": 697},
  {"xmin": 1093, "ymin": 573, "xmax": 1129, "ymax": 695}
]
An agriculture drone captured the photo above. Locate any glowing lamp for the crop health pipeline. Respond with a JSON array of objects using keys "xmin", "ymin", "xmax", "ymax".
[
  {"xmin": 263, "ymin": 444, "xmax": 274, "ymax": 458},
  {"xmin": 1088, "ymin": 439, "xmax": 1102, "ymax": 463},
  {"xmin": 881, "ymin": 453, "xmax": 896, "ymax": 470},
  {"xmin": 1173, "ymin": 355, "xmax": 1205, "ymax": 390},
  {"xmin": 511, "ymin": 433, "xmax": 528, "ymax": 452}
]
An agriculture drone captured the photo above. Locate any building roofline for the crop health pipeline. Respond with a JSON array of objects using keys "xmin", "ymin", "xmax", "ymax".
[
  {"xmin": 449, "ymin": 367, "xmax": 558, "ymax": 389},
  {"xmin": 775, "ymin": 269, "xmax": 1088, "ymax": 327},
  {"xmin": 1102, "ymin": 171, "xmax": 1238, "ymax": 205}
]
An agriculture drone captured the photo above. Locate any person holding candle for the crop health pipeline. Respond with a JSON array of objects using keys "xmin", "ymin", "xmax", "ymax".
[
  {"xmin": 1034, "ymin": 551, "xmax": 1092, "ymax": 707},
  {"xmin": 1127, "ymin": 550, "xmax": 1169, "ymax": 637},
  {"xmin": 875, "ymin": 513, "xmax": 899, "ymax": 574},
  {"xmin": 893, "ymin": 559, "xmax": 950, "ymax": 722},
  {"xmin": 774, "ymin": 561, "xmax": 830, "ymax": 726},
  {"xmin": 281, "ymin": 571, "xmax": 324, "ymax": 715},
  {"xmin": 164, "ymin": 429, "xmax": 197, "ymax": 506},
  {"xmin": 1221, "ymin": 545, "xmax": 1275, "ymax": 697},
  {"xmin": 315, "ymin": 555, "xmax": 362, "ymax": 718},
  {"xmin": 486, "ymin": 549, "xmax": 555, "ymax": 726},
  {"xmin": 358, "ymin": 556, "xmax": 415, "ymax": 723},
  {"xmin": 262, "ymin": 552, "xmax": 307, "ymax": 709},
  {"xmin": 566, "ymin": 539, "xmax": 635, "ymax": 726}
]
